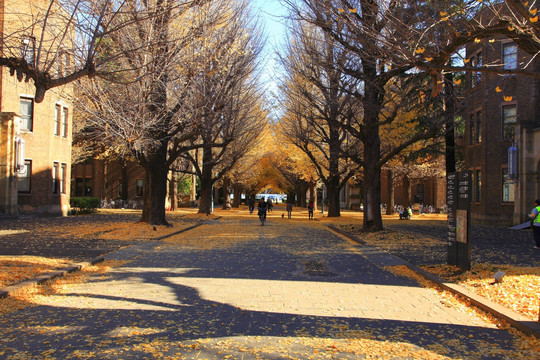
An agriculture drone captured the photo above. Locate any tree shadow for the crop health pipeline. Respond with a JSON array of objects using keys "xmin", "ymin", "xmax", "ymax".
[{"xmin": 0, "ymin": 224, "xmax": 528, "ymax": 359}]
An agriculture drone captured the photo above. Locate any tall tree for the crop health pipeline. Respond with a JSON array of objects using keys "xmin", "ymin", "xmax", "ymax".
[
  {"xmin": 75, "ymin": 0, "xmax": 222, "ymax": 225},
  {"xmin": 279, "ymin": 21, "xmax": 361, "ymax": 217},
  {"xmin": 286, "ymin": 0, "xmax": 445, "ymax": 230},
  {"xmin": 175, "ymin": 1, "xmax": 265, "ymax": 214},
  {"xmin": 0, "ymin": 0, "xmax": 209, "ymax": 102}
]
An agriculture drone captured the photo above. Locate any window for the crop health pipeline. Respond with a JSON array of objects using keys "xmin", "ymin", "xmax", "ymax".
[
  {"xmin": 468, "ymin": 110, "xmax": 481, "ymax": 145},
  {"xmin": 471, "ymin": 169, "xmax": 482, "ymax": 202},
  {"xmin": 475, "ymin": 169, "xmax": 482, "ymax": 202},
  {"xmin": 502, "ymin": 168, "xmax": 515, "ymax": 202},
  {"xmin": 470, "ymin": 52, "xmax": 482, "ymax": 87},
  {"xmin": 136, "ymin": 179, "xmax": 144, "ymax": 197},
  {"xmin": 18, "ymin": 160, "xmax": 31, "ymax": 193},
  {"xmin": 75, "ymin": 177, "xmax": 92, "ymax": 196},
  {"xmin": 502, "ymin": 43, "xmax": 517, "ymax": 70},
  {"xmin": 19, "ymin": 98, "xmax": 33, "ymax": 131},
  {"xmin": 475, "ymin": 110, "xmax": 482, "ymax": 143},
  {"xmin": 53, "ymin": 162, "xmax": 59, "ymax": 193},
  {"xmin": 75, "ymin": 178, "xmax": 84, "ymax": 196},
  {"xmin": 54, "ymin": 104, "xmax": 61, "ymax": 136},
  {"xmin": 502, "ymin": 104, "xmax": 516, "ymax": 141},
  {"xmin": 21, "ymin": 36, "xmax": 35, "ymax": 66},
  {"xmin": 60, "ymin": 163, "xmax": 67, "ymax": 194},
  {"xmin": 62, "ymin": 107, "xmax": 68, "ymax": 138},
  {"xmin": 84, "ymin": 178, "xmax": 92, "ymax": 196},
  {"xmin": 56, "ymin": 51, "xmax": 70, "ymax": 76}
]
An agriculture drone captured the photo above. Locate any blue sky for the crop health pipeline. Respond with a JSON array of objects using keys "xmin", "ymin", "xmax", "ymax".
[
  {"xmin": 252, "ymin": 0, "xmax": 289, "ymax": 49},
  {"xmin": 251, "ymin": 0, "xmax": 290, "ymax": 112}
]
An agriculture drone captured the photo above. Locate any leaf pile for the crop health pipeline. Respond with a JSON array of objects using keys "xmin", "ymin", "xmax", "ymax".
[
  {"xmin": 0, "ymin": 256, "xmax": 71, "ymax": 288},
  {"xmin": 385, "ymin": 265, "xmax": 540, "ymax": 355},
  {"xmin": 422, "ymin": 263, "xmax": 540, "ymax": 321}
]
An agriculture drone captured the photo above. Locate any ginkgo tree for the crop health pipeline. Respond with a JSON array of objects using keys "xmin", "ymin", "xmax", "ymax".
[
  {"xmin": 75, "ymin": 0, "xmax": 250, "ymax": 225},
  {"xmin": 174, "ymin": 1, "xmax": 266, "ymax": 215},
  {"xmin": 0, "ymin": 0, "xmax": 210, "ymax": 103},
  {"xmin": 278, "ymin": 21, "xmax": 362, "ymax": 217},
  {"xmin": 286, "ymin": 0, "xmax": 447, "ymax": 230}
]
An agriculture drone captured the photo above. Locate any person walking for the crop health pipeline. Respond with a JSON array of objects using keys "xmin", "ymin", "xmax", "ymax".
[
  {"xmin": 286, "ymin": 202, "xmax": 293, "ymax": 219},
  {"xmin": 248, "ymin": 197, "xmax": 255, "ymax": 214},
  {"xmin": 530, "ymin": 199, "xmax": 540, "ymax": 249},
  {"xmin": 257, "ymin": 198, "xmax": 267, "ymax": 225},
  {"xmin": 307, "ymin": 200, "xmax": 314, "ymax": 220}
]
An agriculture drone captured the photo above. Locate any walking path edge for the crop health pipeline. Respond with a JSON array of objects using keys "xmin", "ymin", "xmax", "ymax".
[
  {"xmin": 0, "ymin": 221, "xmax": 206, "ymax": 300},
  {"xmin": 327, "ymin": 224, "xmax": 540, "ymax": 339}
]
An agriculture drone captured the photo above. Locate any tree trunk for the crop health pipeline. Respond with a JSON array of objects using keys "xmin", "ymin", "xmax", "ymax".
[
  {"xmin": 140, "ymin": 145, "xmax": 169, "ymax": 225},
  {"xmin": 198, "ymin": 146, "xmax": 214, "ymax": 214},
  {"xmin": 287, "ymin": 192, "xmax": 295, "ymax": 205},
  {"xmin": 326, "ymin": 176, "xmax": 341, "ymax": 217},
  {"xmin": 168, "ymin": 171, "xmax": 177, "ymax": 211},
  {"xmin": 222, "ymin": 177, "xmax": 231, "ymax": 210},
  {"xmin": 232, "ymin": 185, "xmax": 243, "ymax": 207},
  {"xmin": 308, "ymin": 181, "xmax": 316, "ymax": 204},
  {"xmin": 362, "ymin": 76, "xmax": 383, "ymax": 231},
  {"xmin": 386, "ymin": 169, "xmax": 395, "ymax": 215},
  {"xmin": 404, "ymin": 175, "xmax": 411, "ymax": 207},
  {"xmin": 444, "ymin": 72, "xmax": 456, "ymax": 174},
  {"xmin": 190, "ymin": 173, "xmax": 197, "ymax": 206},
  {"xmin": 363, "ymin": 164, "xmax": 383, "ymax": 231},
  {"xmin": 296, "ymin": 183, "xmax": 307, "ymax": 207},
  {"xmin": 198, "ymin": 178, "xmax": 213, "ymax": 214}
]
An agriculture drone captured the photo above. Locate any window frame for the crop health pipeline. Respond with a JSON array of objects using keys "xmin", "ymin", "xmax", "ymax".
[
  {"xmin": 502, "ymin": 103, "xmax": 517, "ymax": 141},
  {"xmin": 19, "ymin": 97, "xmax": 34, "ymax": 131},
  {"xmin": 502, "ymin": 42, "xmax": 518, "ymax": 70},
  {"xmin": 502, "ymin": 167, "xmax": 515, "ymax": 203},
  {"xmin": 470, "ymin": 51, "xmax": 482, "ymax": 88},
  {"xmin": 21, "ymin": 35, "xmax": 35, "ymax": 66},
  {"xmin": 475, "ymin": 110, "xmax": 482, "ymax": 143},
  {"xmin": 54, "ymin": 104, "xmax": 61, "ymax": 136},
  {"xmin": 18, "ymin": 160, "xmax": 32, "ymax": 193},
  {"xmin": 475, "ymin": 169, "xmax": 482, "ymax": 203},
  {"xmin": 136, "ymin": 179, "xmax": 144, "ymax": 197},
  {"xmin": 53, "ymin": 162, "xmax": 59, "ymax": 194},
  {"xmin": 62, "ymin": 106, "xmax": 68, "ymax": 138},
  {"xmin": 60, "ymin": 163, "xmax": 67, "ymax": 194}
]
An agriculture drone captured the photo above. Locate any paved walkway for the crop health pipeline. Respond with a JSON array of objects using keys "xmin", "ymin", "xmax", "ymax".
[{"xmin": 0, "ymin": 218, "xmax": 533, "ymax": 359}]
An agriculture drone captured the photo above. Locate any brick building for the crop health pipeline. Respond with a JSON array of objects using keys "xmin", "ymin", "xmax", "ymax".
[
  {"xmin": 464, "ymin": 37, "xmax": 540, "ymax": 225},
  {"xmin": 0, "ymin": 0, "xmax": 73, "ymax": 215},
  {"xmin": 71, "ymin": 159, "xmax": 145, "ymax": 208}
]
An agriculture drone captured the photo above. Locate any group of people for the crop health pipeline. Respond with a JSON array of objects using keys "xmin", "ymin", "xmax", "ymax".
[{"xmin": 247, "ymin": 197, "xmax": 315, "ymax": 222}]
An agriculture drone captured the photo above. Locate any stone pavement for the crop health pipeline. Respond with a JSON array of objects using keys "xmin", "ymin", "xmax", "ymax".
[{"xmin": 0, "ymin": 217, "xmax": 535, "ymax": 359}]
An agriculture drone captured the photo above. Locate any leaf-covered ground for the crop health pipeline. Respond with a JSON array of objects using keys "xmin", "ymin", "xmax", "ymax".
[
  {"xmin": 0, "ymin": 210, "xmax": 205, "ymax": 288},
  {"xmin": 0, "ymin": 207, "xmax": 538, "ymax": 359},
  {"xmin": 337, "ymin": 214, "xmax": 539, "ymax": 321},
  {"xmin": 1, "ymin": 211, "xmax": 538, "ymax": 359}
]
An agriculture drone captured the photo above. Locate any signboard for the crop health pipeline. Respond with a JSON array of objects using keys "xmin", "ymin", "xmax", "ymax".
[
  {"xmin": 447, "ymin": 171, "xmax": 471, "ymax": 270},
  {"xmin": 447, "ymin": 173, "xmax": 457, "ymax": 265}
]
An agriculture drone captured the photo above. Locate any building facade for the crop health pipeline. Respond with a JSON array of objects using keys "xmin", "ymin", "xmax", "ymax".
[
  {"xmin": 464, "ymin": 37, "xmax": 540, "ymax": 225},
  {"xmin": 0, "ymin": 0, "xmax": 73, "ymax": 215},
  {"xmin": 71, "ymin": 159, "xmax": 146, "ymax": 208}
]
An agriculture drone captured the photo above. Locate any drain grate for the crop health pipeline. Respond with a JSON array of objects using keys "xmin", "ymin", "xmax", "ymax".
[{"xmin": 303, "ymin": 260, "xmax": 337, "ymax": 277}]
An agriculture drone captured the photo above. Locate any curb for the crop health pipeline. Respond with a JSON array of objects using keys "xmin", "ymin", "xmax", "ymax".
[
  {"xmin": 0, "ymin": 256, "xmax": 104, "ymax": 299},
  {"xmin": 0, "ymin": 220, "xmax": 209, "ymax": 300},
  {"xmin": 328, "ymin": 225, "xmax": 540, "ymax": 339}
]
